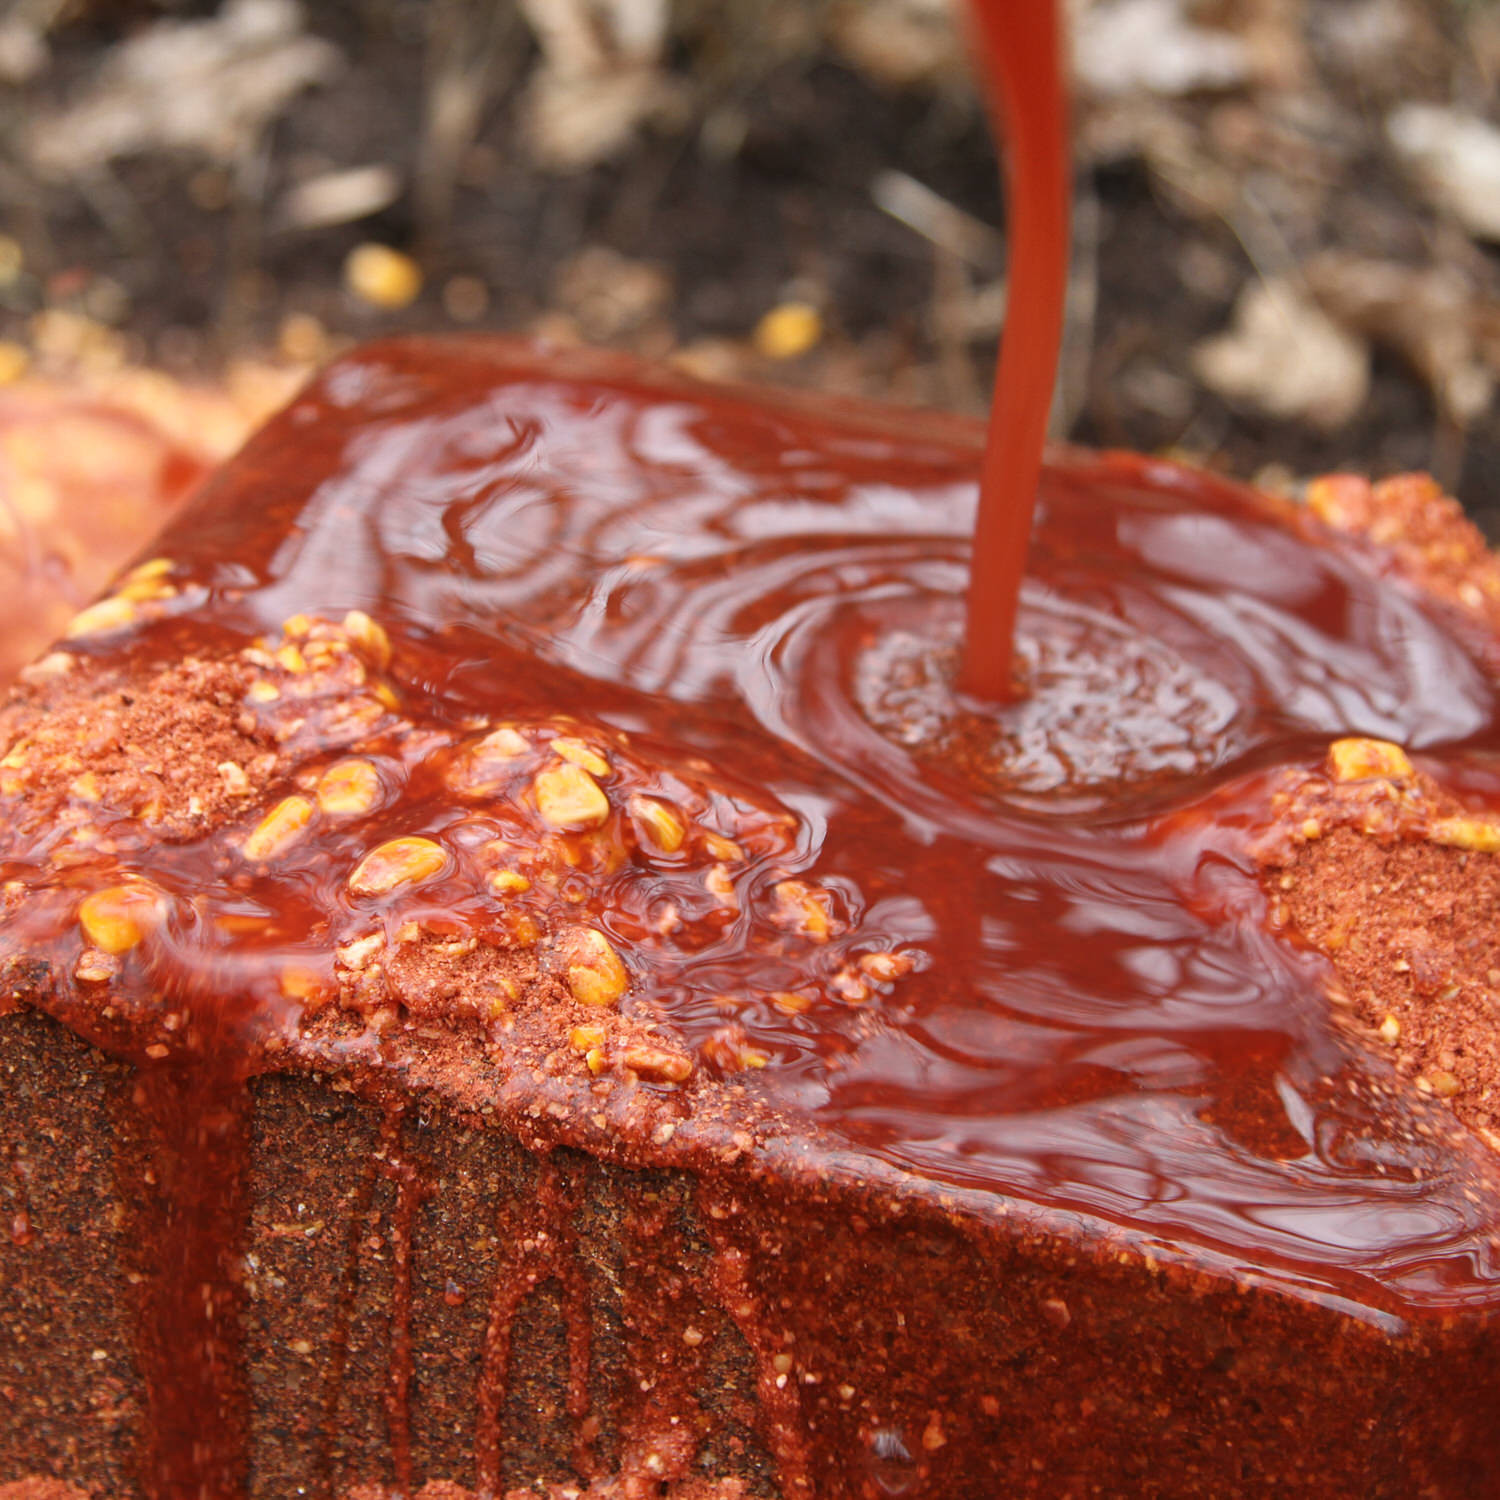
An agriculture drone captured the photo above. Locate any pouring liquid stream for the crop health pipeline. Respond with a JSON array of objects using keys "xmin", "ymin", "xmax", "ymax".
[{"xmin": 959, "ymin": 0, "xmax": 1071, "ymax": 702}]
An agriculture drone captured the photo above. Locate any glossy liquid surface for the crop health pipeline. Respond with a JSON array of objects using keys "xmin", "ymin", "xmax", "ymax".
[{"xmin": 37, "ymin": 340, "xmax": 1500, "ymax": 1325}]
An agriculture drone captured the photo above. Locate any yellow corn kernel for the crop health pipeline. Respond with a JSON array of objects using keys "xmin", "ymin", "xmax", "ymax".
[
  {"xmin": 489, "ymin": 869, "xmax": 531, "ymax": 895},
  {"xmin": 770, "ymin": 990, "xmax": 813, "ymax": 1014},
  {"xmin": 1430, "ymin": 815, "xmax": 1500, "ymax": 854},
  {"xmin": 116, "ymin": 577, "xmax": 177, "ymax": 604},
  {"xmin": 316, "ymin": 759, "xmax": 382, "ymax": 816},
  {"xmin": 74, "ymin": 949, "xmax": 118, "ymax": 984},
  {"xmin": 274, "ymin": 643, "xmax": 309, "ymax": 674},
  {"xmin": 534, "ymin": 761, "xmax": 610, "ymax": 830},
  {"xmin": 345, "ymin": 243, "xmax": 422, "ymax": 310},
  {"xmin": 349, "ymin": 836, "xmax": 449, "ymax": 895},
  {"xmin": 64, "ymin": 595, "xmax": 137, "ymax": 639},
  {"xmin": 69, "ymin": 771, "xmax": 101, "ymax": 803},
  {"xmin": 562, "ymin": 928, "xmax": 629, "ymax": 1007},
  {"xmin": 478, "ymin": 726, "xmax": 529, "ymax": 758},
  {"xmin": 619, "ymin": 1042, "xmax": 693, "ymax": 1084},
  {"xmin": 629, "ymin": 795, "xmax": 686, "ymax": 854},
  {"xmin": 551, "ymin": 737, "xmax": 611, "ymax": 777},
  {"xmin": 279, "ymin": 965, "xmax": 325, "ymax": 1001},
  {"xmin": 705, "ymin": 863, "xmax": 737, "ymax": 908},
  {"xmin": 772, "ymin": 879, "xmax": 832, "ymax": 942},
  {"xmin": 569, "ymin": 1024, "xmax": 606, "ymax": 1052},
  {"xmin": 242, "ymin": 795, "xmax": 315, "ymax": 861},
  {"xmin": 1428, "ymin": 1069, "xmax": 1462, "ymax": 1098},
  {"xmin": 78, "ymin": 882, "xmax": 165, "ymax": 954},
  {"xmin": 754, "ymin": 302, "xmax": 822, "ymax": 361},
  {"xmin": 859, "ymin": 950, "xmax": 914, "ymax": 983},
  {"xmin": 343, "ymin": 609, "xmax": 392, "ymax": 667},
  {"xmin": 1327, "ymin": 738, "xmax": 1413, "ymax": 784}
]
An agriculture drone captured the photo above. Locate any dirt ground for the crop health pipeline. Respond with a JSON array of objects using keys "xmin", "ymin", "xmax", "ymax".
[{"xmin": 2, "ymin": 0, "xmax": 1498, "ymax": 531}]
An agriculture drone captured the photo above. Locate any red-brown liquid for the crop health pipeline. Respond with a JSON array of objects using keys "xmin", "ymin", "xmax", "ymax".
[
  {"xmin": 960, "ymin": 0, "xmax": 1070, "ymax": 700},
  {"xmin": 5, "ymin": 9, "xmax": 1500, "ymax": 1496},
  {"xmin": 6, "ymin": 341, "xmax": 1500, "ymax": 1494}
]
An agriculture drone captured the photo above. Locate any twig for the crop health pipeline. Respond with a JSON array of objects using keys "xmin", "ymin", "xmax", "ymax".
[
  {"xmin": 871, "ymin": 169, "xmax": 1003, "ymax": 271},
  {"xmin": 417, "ymin": 0, "xmax": 524, "ymax": 257}
]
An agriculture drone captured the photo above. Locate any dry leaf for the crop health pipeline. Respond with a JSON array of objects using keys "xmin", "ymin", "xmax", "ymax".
[
  {"xmin": 1387, "ymin": 104, "xmax": 1500, "ymax": 243},
  {"xmin": 1304, "ymin": 253, "xmax": 1495, "ymax": 429},
  {"xmin": 27, "ymin": 0, "xmax": 339, "ymax": 177},
  {"xmin": 519, "ymin": 0, "xmax": 684, "ymax": 170},
  {"xmin": 1072, "ymin": 0, "xmax": 1249, "ymax": 99},
  {"xmin": 1193, "ymin": 278, "xmax": 1369, "ymax": 430},
  {"xmin": 830, "ymin": 0, "xmax": 963, "ymax": 91}
]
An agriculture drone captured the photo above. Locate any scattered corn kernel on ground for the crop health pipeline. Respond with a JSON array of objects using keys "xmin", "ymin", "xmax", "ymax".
[{"xmin": 0, "ymin": 0, "xmax": 1494, "ymax": 579}]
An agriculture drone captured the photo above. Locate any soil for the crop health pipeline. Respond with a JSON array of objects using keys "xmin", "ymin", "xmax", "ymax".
[{"xmin": 2, "ymin": 0, "xmax": 1498, "ymax": 531}]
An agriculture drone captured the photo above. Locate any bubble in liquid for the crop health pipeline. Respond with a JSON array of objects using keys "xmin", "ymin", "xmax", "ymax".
[
  {"xmin": 866, "ymin": 1426, "xmax": 920, "ymax": 1496},
  {"xmin": 854, "ymin": 600, "xmax": 1243, "ymax": 805}
]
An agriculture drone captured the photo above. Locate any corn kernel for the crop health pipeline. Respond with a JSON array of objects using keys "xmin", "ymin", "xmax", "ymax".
[
  {"xmin": 116, "ymin": 577, "xmax": 177, "ymax": 604},
  {"xmin": 770, "ymin": 990, "xmax": 812, "ymax": 1014},
  {"xmin": 705, "ymin": 863, "xmax": 737, "ymax": 907},
  {"xmin": 279, "ymin": 965, "xmax": 325, "ymax": 1001},
  {"xmin": 75, "ymin": 949, "xmax": 119, "ymax": 984},
  {"xmin": 343, "ymin": 609, "xmax": 392, "ymax": 667},
  {"xmin": 316, "ymin": 759, "xmax": 382, "ymax": 816},
  {"xmin": 345, "ymin": 244, "xmax": 422, "ymax": 309},
  {"xmin": 1430, "ymin": 815, "xmax": 1500, "ymax": 854},
  {"xmin": 69, "ymin": 771, "xmax": 101, "ymax": 803},
  {"xmin": 78, "ymin": 882, "xmax": 165, "ymax": 954},
  {"xmin": 242, "ymin": 795, "xmax": 315, "ymax": 861},
  {"xmin": 64, "ymin": 595, "xmax": 137, "ymax": 639},
  {"xmin": 754, "ymin": 301, "xmax": 822, "ymax": 361},
  {"xmin": 535, "ymin": 761, "xmax": 610, "ymax": 830},
  {"xmin": 702, "ymin": 833, "xmax": 743, "ymax": 862},
  {"xmin": 629, "ymin": 795, "xmax": 686, "ymax": 854},
  {"xmin": 859, "ymin": 950, "xmax": 914, "ymax": 983},
  {"xmin": 569, "ymin": 1024, "xmax": 606, "ymax": 1052},
  {"xmin": 489, "ymin": 869, "xmax": 531, "ymax": 895},
  {"xmin": 274, "ymin": 643, "xmax": 308, "ymax": 674},
  {"xmin": 1377, "ymin": 1014, "xmax": 1401, "ymax": 1045},
  {"xmin": 562, "ymin": 928, "xmax": 629, "ymax": 1007},
  {"xmin": 620, "ymin": 1043, "xmax": 693, "ymax": 1083},
  {"xmin": 1327, "ymin": 738, "xmax": 1413, "ymax": 784},
  {"xmin": 349, "ymin": 836, "xmax": 449, "ymax": 895},
  {"xmin": 772, "ymin": 879, "xmax": 832, "ymax": 941},
  {"xmin": 551, "ymin": 736, "xmax": 612, "ymax": 777},
  {"xmin": 478, "ymin": 726, "xmax": 529, "ymax": 758}
]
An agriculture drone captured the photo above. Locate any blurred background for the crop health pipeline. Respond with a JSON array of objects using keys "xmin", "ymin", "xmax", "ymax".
[{"xmin": 0, "ymin": 0, "xmax": 1497, "ymax": 660}]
